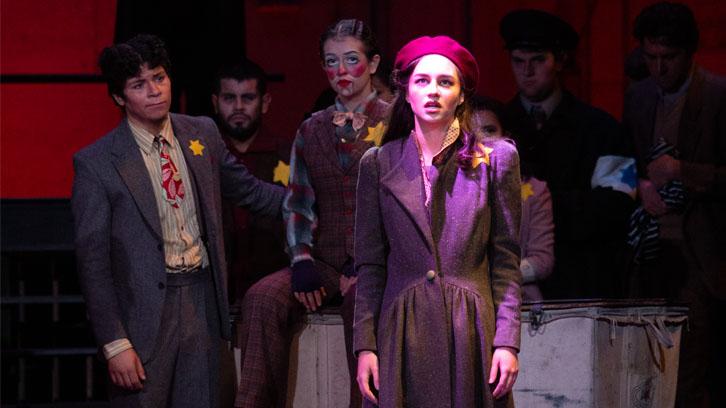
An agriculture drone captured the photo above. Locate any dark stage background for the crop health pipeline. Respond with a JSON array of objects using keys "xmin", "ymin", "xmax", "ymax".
[{"xmin": 1, "ymin": 0, "xmax": 725, "ymax": 406}]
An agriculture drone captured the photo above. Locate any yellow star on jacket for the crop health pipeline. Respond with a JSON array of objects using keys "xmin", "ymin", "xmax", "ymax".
[
  {"xmin": 521, "ymin": 181, "xmax": 534, "ymax": 201},
  {"xmin": 472, "ymin": 143, "xmax": 493, "ymax": 169},
  {"xmin": 273, "ymin": 160, "xmax": 290, "ymax": 186},
  {"xmin": 188, "ymin": 139, "xmax": 205, "ymax": 156},
  {"xmin": 363, "ymin": 121, "xmax": 386, "ymax": 146}
]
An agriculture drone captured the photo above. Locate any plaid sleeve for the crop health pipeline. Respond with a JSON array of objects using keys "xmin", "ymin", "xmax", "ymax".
[{"xmin": 283, "ymin": 131, "xmax": 317, "ymax": 263}]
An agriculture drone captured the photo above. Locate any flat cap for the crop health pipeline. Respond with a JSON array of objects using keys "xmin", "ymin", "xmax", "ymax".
[{"xmin": 499, "ymin": 9, "xmax": 579, "ymax": 51}]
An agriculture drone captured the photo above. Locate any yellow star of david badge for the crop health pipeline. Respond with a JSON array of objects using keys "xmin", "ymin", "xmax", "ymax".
[
  {"xmin": 472, "ymin": 143, "xmax": 493, "ymax": 169},
  {"xmin": 363, "ymin": 121, "xmax": 386, "ymax": 146},
  {"xmin": 189, "ymin": 139, "xmax": 205, "ymax": 156},
  {"xmin": 273, "ymin": 160, "xmax": 290, "ymax": 186},
  {"xmin": 521, "ymin": 182, "xmax": 534, "ymax": 201}
]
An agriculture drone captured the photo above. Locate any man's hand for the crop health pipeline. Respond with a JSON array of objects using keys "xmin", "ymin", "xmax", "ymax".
[
  {"xmin": 638, "ymin": 178, "xmax": 668, "ymax": 216},
  {"xmin": 357, "ymin": 351, "xmax": 379, "ymax": 404},
  {"xmin": 108, "ymin": 348, "xmax": 146, "ymax": 390},
  {"xmin": 489, "ymin": 347, "xmax": 518, "ymax": 399},
  {"xmin": 647, "ymin": 155, "xmax": 681, "ymax": 189}
]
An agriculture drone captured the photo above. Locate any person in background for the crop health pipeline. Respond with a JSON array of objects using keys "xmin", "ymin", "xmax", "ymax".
[
  {"xmin": 371, "ymin": 61, "xmax": 395, "ymax": 103},
  {"xmin": 211, "ymin": 59, "xmax": 290, "ymax": 308},
  {"xmin": 72, "ymin": 34, "xmax": 283, "ymax": 407},
  {"xmin": 354, "ymin": 35, "xmax": 521, "ymax": 407},
  {"xmin": 210, "ymin": 60, "xmax": 291, "ymax": 405},
  {"xmin": 500, "ymin": 9, "xmax": 636, "ymax": 300},
  {"xmin": 235, "ymin": 19, "xmax": 389, "ymax": 408},
  {"xmin": 471, "ymin": 96, "xmax": 554, "ymax": 302},
  {"xmin": 623, "ymin": 2, "xmax": 726, "ymax": 406}
]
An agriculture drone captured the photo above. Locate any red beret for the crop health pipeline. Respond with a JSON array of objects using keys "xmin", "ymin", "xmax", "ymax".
[{"xmin": 394, "ymin": 35, "xmax": 479, "ymax": 90}]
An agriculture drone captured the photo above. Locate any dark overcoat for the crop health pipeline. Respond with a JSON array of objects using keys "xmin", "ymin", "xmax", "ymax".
[
  {"xmin": 353, "ymin": 134, "xmax": 522, "ymax": 407},
  {"xmin": 503, "ymin": 91, "xmax": 635, "ymax": 299}
]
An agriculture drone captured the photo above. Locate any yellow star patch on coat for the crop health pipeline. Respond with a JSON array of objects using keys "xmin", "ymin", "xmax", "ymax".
[
  {"xmin": 363, "ymin": 121, "xmax": 386, "ymax": 146},
  {"xmin": 521, "ymin": 182, "xmax": 534, "ymax": 201},
  {"xmin": 273, "ymin": 160, "xmax": 290, "ymax": 186},
  {"xmin": 188, "ymin": 139, "xmax": 205, "ymax": 156},
  {"xmin": 472, "ymin": 143, "xmax": 493, "ymax": 169}
]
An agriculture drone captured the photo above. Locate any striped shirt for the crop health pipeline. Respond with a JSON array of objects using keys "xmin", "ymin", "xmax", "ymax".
[{"xmin": 128, "ymin": 116, "xmax": 209, "ymax": 272}]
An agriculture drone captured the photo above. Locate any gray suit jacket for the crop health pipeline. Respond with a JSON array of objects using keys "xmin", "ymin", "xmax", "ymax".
[
  {"xmin": 72, "ymin": 113, "xmax": 284, "ymax": 362},
  {"xmin": 623, "ymin": 67, "xmax": 726, "ymax": 298}
]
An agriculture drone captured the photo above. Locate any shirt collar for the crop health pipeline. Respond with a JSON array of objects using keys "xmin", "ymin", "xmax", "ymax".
[
  {"xmin": 519, "ymin": 86, "xmax": 563, "ymax": 119},
  {"xmin": 128, "ymin": 115, "xmax": 173, "ymax": 154},
  {"xmin": 440, "ymin": 118, "xmax": 461, "ymax": 153},
  {"xmin": 413, "ymin": 118, "xmax": 461, "ymax": 164},
  {"xmin": 657, "ymin": 65, "xmax": 694, "ymax": 103},
  {"xmin": 334, "ymin": 90, "xmax": 378, "ymax": 113}
]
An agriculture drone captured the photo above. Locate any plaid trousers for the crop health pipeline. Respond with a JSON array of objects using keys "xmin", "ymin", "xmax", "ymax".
[{"xmin": 234, "ymin": 264, "xmax": 361, "ymax": 408}]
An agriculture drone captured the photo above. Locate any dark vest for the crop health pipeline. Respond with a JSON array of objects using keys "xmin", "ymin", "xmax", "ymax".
[{"xmin": 301, "ymin": 99, "xmax": 389, "ymax": 270}]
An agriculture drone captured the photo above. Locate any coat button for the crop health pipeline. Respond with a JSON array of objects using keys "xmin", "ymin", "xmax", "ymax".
[
  {"xmin": 158, "ymin": 282, "xmax": 165, "ymax": 290},
  {"xmin": 157, "ymin": 244, "xmax": 163, "ymax": 251},
  {"xmin": 426, "ymin": 270, "xmax": 436, "ymax": 281}
]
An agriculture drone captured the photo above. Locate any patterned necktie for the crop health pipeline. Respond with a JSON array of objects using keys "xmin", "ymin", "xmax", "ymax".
[
  {"xmin": 155, "ymin": 135, "xmax": 185, "ymax": 208},
  {"xmin": 530, "ymin": 105, "xmax": 547, "ymax": 130}
]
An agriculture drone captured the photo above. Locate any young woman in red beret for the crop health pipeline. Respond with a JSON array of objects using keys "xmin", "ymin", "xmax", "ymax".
[{"xmin": 353, "ymin": 36, "xmax": 522, "ymax": 407}]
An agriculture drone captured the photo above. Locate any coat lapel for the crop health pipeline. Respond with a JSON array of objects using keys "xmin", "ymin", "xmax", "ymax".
[
  {"xmin": 111, "ymin": 120, "xmax": 163, "ymax": 241},
  {"xmin": 171, "ymin": 114, "xmax": 215, "ymax": 239},
  {"xmin": 678, "ymin": 68, "xmax": 705, "ymax": 160},
  {"xmin": 380, "ymin": 136, "xmax": 434, "ymax": 251},
  {"xmin": 314, "ymin": 107, "xmax": 346, "ymax": 173},
  {"xmin": 640, "ymin": 83, "xmax": 658, "ymax": 152}
]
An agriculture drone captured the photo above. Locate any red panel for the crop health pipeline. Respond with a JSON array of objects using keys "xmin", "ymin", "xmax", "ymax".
[
  {"xmin": 588, "ymin": 0, "xmax": 625, "ymax": 118},
  {"xmin": 244, "ymin": 1, "xmax": 369, "ymax": 144},
  {"xmin": 1, "ymin": 0, "xmax": 116, "ymax": 74},
  {"xmin": 1, "ymin": 0, "xmax": 117, "ymax": 198},
  {"xmin": 1, "ymin": 84, "xmax": 121, "ymax": 198}
]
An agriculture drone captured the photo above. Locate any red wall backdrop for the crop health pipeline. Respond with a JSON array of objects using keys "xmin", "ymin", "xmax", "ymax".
[
  {"xmin": 2, "ymin": 0, "xmax": 725, "ymax": 198},
  {"xmin": 1, "ymin": 0, "xmax": 119, "ymax": 198}
]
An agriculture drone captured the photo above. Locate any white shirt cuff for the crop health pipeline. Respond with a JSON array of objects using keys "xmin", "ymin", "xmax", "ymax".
[{"xmin": 103, "ymin": 338, "xmax": 133, "ymax": 360}]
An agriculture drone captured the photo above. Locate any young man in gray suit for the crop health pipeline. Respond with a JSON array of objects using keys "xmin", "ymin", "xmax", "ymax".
[
  {"xmin": 71, "ymin": 34, "xmax": 284, "ymax": 407},
  {"xmin": 623, "ymin": 3, "xmax": 726, "ymax": 406}
]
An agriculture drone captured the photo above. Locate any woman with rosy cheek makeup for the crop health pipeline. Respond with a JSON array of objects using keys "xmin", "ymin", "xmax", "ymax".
[
  {"xmin": 236, "ymin": 18, "xmax": 390, "ymax": 408},
  {"xmin": 353, "ymin": 36, "xmax": 523, "ymax": 407},
  {"xmin": 321, "ymin": 26, "xmax": 380, "ymax": 110}
]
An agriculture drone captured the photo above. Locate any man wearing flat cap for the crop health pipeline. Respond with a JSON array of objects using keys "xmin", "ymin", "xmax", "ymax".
[
  {"xmin": 623, "ymin": 3, "xmax": 726, "ymax": 406},
  {"xmin": 500, "ymin": 9, "xmax": 636, "ymax": 300}
]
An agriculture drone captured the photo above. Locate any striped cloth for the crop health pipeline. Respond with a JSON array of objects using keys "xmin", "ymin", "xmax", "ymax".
[{"xmin": 627, "ymin": 139, "xmax": 687, "ymax": 263}]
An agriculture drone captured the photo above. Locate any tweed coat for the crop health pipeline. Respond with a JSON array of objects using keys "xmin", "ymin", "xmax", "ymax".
[
  {"xmin": 623, "ymin": 67, "xmax": 726, "ymax": 298},
  {"xmin": 71, "ymin": 114, "xmax": 284, "ymax": 362},
  {"xmin": 353, "ymin": 134, "xmax": 522, "ymax": 407}
]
